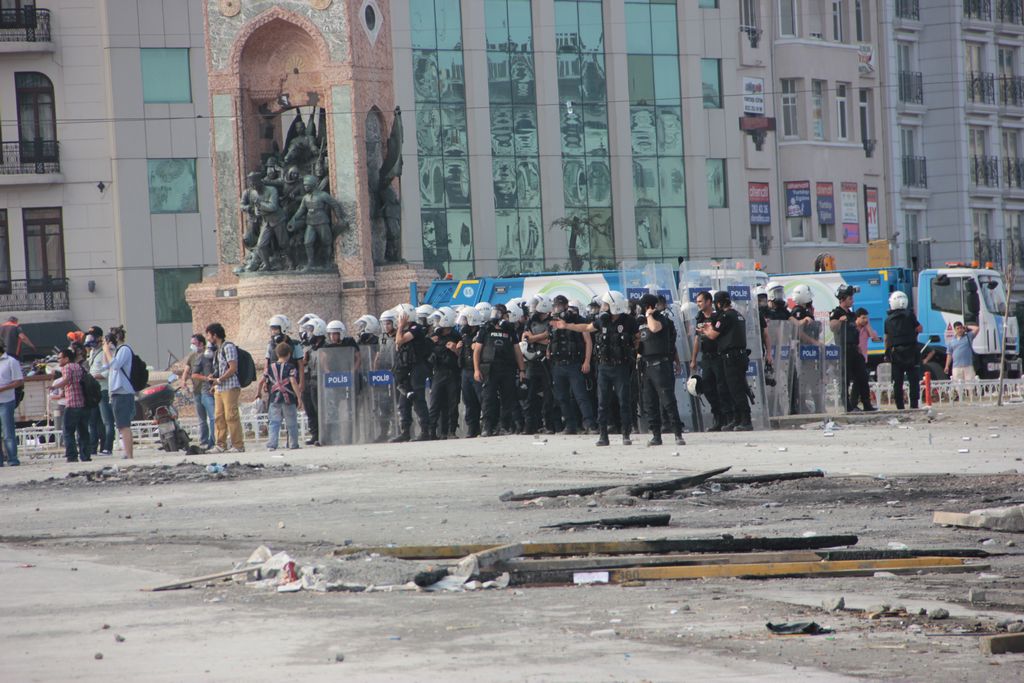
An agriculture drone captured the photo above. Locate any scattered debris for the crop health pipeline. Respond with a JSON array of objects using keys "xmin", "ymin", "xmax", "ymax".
[
  {"xmin": 930, "ymin": 608, "xmax": 950, "ymax": 620},
  {"xmin": 981, "ymin": 633, "xmax": 1024, "ymax": 655},
  {"xmin": 822, "ymin": 596, "xmax": 846, "ymax": 612},
  {"xmin": 541, "ymin": 514, "xmax": 671, "ymax": 531},
  {"xmin": 115, "ymin": 635, "xmax": 125, "ymax": 643},
  {"xmin": 933, "ymin": 504, "xmax": 1024, "ymax": 532},
  {"xmin": 766, "ymin": 621, "xmax": 833, "ymax": 636},
  {"xmin": 14, "ymin": 461, "xmax": 297, "ymax": 489}
]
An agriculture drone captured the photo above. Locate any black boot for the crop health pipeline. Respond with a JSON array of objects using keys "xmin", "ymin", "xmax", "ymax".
[
  {"xmin": 674, "ymin": 433, "xmax": 686, "ymax": 446},
  {"xmin": 720, "ymin": 416, "xmax": 737, "ymax": 432},
  {"xmin": 707, "ymin": 415, "xmax": 723, "ymax": 432},
  {"xmin": 733, "ymin": 416, "xmax": 753, "ymax": 432},
  {"xmin": 622, "ymin": 433, "xmax": 632, "ymax": 446},
  {"xmin": 647, "ymin": 433, "xmax": 662, "ymax": 447},
  {"xmin": 389, "ymin": 429, "xmax": 411, "ymax": 443},
  {"xmin": 595, "ymin": 429, "xmax": 609, "ymax": 447}
]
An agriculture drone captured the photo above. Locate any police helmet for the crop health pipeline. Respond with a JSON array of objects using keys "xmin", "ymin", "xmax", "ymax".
[
  {"xmin": 297, "ymin": 313, "xmax": 319, "ymax": 329},
  {"xmin": 309, "ymin": 318, "xmax": 327, "ymax": 337},
  {"xmin": 326, "ymin": 320, "xmax": 346, "ymax": 336},
  {"xmin": 506, "ymin": 298, "xmax": 527, "ymax": 323},
  {"xmin": 532, "ymin": 294, "xmax": 554, "ymax": 314},
  {"xmin": 395, "ymin": 303, "xmax": 416, "ymax": 319},
  {"xmin": 792, "ymin": 284, "xmax": 813, "ymax": 305},
  {"xmin": 568, "ymin": 299, "xmax": 583, "ymax": 313},
  {"xmin": 435, "ymin": 307, "xmax": 458, "ymax": 328},
  {"xmin": 753, "ymin": 285, "xmax": 767, "ymax": 299},
  {"xmin": 458, "ymin": 308, "xmax": 483, "ymax": 328},
  {"xmin": 889, "ymin": 291, "xmax": 909, "ymax": 310},
  {"xmin": 836, "ymin": 284, "xmax": 857, "ymax": 300},
  {"xmin": 379, "ymin": 308, "xmax": 398, "ymax": 326},
  {"xmin": 355, "ymin": 315, "xmax": 381, "ymax": 336},
  {"xmin": 766, "ymin": 281, "xmax": 785, "ymax": 302},
  {"xmin": 686, "ymin": 376, "xmax": 704, "ymax": 397},
  {"xmin": 601, "ymin": 290, "xmax": 630, "ymax": 316},
  {"xmin": 415, "ymin": 304, "xmax": 435, "ymax": 322},
  {"xmin": 268, "ymin": 314, "xmax": 291, "ymax": 333},
  {"xmin": 474, "ymin": 301, "xmax": 493, "ymax": 319}
]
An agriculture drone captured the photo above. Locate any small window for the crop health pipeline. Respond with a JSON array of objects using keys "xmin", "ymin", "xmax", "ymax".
[
  {"xmin": 22, "ymin": 207, "xmax": 65, "ymax": 291},
  {"xmin": 701, "ymin": 59, "xmax": 721, "ymax": 109},
  {"xmin": 780, "ymin": 0, "xmax": 797, "ymax": 36},
  {"xmin": 788, "ymin": 217, "xmax": 806, "ymax": 240},
  {"xmin": 140, "ymin": 48, "xmax": 192, "ymax": 103},
  {"xmin": 858, "ymin": 89, "xmax": 871, "ymax": 142},
  {"xmin": 15, "ymin": 72, "xmax": 57, "ymax": 160},
  {"xmin": 706, "ymin": 159, "xmax": 727, "ymax": 208},
  {"xmin": 147, "ymin": 159, "xmax": 198, "ymax": 214},
  {"xmin": 835, "ymin": 83, "xmax": 849, "ymax": 140},
  {"xmin": 781, "ymin": 79, "xmax": 799, "ymax": 138},
  {"xmin": 811, "ymin": 80, "xmax": 826, "ymax": 140},
  {"xmin": 154, "ymin": 267, "xmax": 203, "ymax": 324},
  {"xmin": 831, "ymin": 0, "xmax": 844, "ymax": 42},
  {"xmin": 698, "ymin": 0, "xmax": 719, "ymax": 7}
]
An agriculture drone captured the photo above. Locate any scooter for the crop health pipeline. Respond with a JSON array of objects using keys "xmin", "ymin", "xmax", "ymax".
[{"xmin": 136, "ymin": 381, "xmax": 197, "ymax": 453}]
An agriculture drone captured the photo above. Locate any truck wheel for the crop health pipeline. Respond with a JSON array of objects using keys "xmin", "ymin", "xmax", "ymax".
[{"xmin": 924, "ymin": 362, "xmax": 947, "ymax": 381}]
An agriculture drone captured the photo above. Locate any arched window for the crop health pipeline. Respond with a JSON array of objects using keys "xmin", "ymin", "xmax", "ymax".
[{"xmin": 15, "ymin": 71, "xmax": 56, "ymax": 162}]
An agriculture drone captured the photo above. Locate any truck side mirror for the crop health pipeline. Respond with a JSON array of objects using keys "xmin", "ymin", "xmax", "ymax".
[
  {"xmin": 928, "ymin": 335, "xmax": 941, "ymax": 343},
  {"xmin": 988, "ymin": 281, "xmax": 998, "ymax": 290}
]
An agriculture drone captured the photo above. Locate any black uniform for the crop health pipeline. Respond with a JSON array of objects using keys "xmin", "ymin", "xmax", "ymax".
[
  {"xmin": 427, "ymin": 328, "xmax": 461, "ymax": 438},
  {"xmin": 712, "ymin": 308, "xmax": 752, "ymax": 429},
  {"xmin": 885, "ymin": 308, "xmax": 921, "ymax": 410},
  {"xmin": 593, "ymin": 313, "xmax": 637, "ymax": 438},
  {"xmin": 459, "ymin": 326, "xmax": 482, "ymax": 437},
  {"xmin": 696, "ymin": 309, "xmax": 732, "ymax": 430},
  {"xmin": 301, "ymin": 337, "xmax": 325, "ymax": 444},
  {"xmin": 548, "ymin": 310, "xmax": 595, "ymax": 433},
  {"xmin": 790, "ymin": 303, "xmax": 822, "ymax": 414},
  {"xmin": 394, "ymin": 323, "xmax": 431, "ymax": 440},
  {"xmin": 637, "ymin": 310, "xmax": 684, "ymax": 439},
  {"xmin": 475, "ymin": 319, "xmax": 519, "ymax": 435},
  {"xmin": 831, "ymin": 305, "xmax": 872, "ymax": 411},
  {"xmin": 523, "ymin": 313, "xmax": 556, "ymax": 433}
]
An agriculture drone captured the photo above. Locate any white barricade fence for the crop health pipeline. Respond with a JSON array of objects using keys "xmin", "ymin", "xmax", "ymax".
[{"xmin": 869, "ymin": 378, "xmax": 1024, "ymax": 407}]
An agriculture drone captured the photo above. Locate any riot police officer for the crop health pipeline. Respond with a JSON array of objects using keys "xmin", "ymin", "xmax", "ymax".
[
  {"xmin": 427, "ymin": 308, "xmax": 461, "ymax": 439},
  {"xmin": 392, "ymin": 308, "xmax": 432, "ymax": 442},
  {"xmin": 553, "ymin": 290, "xmax": 636, "ymax": 446},
  {"xmin": 690, "ymin": 290, "xmax": 731, "ymax": 431},
  {"xmin": 830, "ymin": 285, "xmax": 874, "ymax": 411},
  {"xmin": 637, "ymin": 293, "xmax": 685, "ymax": 446},
  {"xmin": 884, "ymin": 291, "xmax": 922, "ymax": 410},
  {"xmin": 473, "ymin": 304, "xmax": 526, "ymax": 436},
  {"xmin": 298, "ymin": 316, "xmax": 326, "ymax": 445},
  {"xmin": 790, "ymin": 284, "xmax": 824, "ymax": 414},
  {"xmin": 764, "ymin": 281, "xmax": 792, "ymax": 321},
  {"xmin": 699, "ymin": 291, "xmax": 753, "ymax": 431},
  {"xmin": 548, "ymin": 294, "xmax": 595, "ymax": 434},
  {"xmin": 457, "ymin": 307, "xmax": 484, "ymax": 438},
  {"xmin": 355, "ymin": 315, "xmax": 391, "ymax": 441},
  {"xmin": 522, "ymin": 295, "xmax": 556, "ymax": 434}
]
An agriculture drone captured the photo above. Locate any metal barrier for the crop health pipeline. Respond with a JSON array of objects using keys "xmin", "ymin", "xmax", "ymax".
[{"xmin": 869, "ymin": 378, "xmax": 1024, "ymax": 407}]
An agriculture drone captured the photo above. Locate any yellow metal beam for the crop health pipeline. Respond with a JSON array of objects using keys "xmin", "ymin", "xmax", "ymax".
[{"xmin": 607, "ymin": 557, "xmax": 971, "ymax": 583}]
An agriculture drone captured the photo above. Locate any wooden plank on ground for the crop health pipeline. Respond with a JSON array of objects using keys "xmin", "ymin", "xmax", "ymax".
[
  {"xmin": 146, "ymin": 566, "xmax": 258, "ymax": 592},
  {"xmin": 333, "ymin": 535, "xmax": 860, "ymax": 560},
  {"xmin": 453, "ymin": 543, "xmax": 524, "ymax": 578},
  {"xmin": 626, "ymin": 466, "xmax": 732, "ymax": 496},
  {"xmin": 541, "ymin": 514, "xmax": 671, "ymax": 530},
  {"xmin": 934, "ymin": 508, "xmax": 1024, "ymax": 532},
  {"xmin": 713, "ymin": 471, "xmax": 824, "ymax": 485},
  {"xmin": 981, "ymin": 633, "xmax": 1024, "ymax": 655},
  {"xmin": 606, "ymin": 557, "xmax": 970, "ymax": 583},
  {"xmin": 500, "ymin": 485, "xmax": 620, "ymax": 502},
  {"xmin": 505, "ymin": 551, "xmax": 824, "ymax": 573}
]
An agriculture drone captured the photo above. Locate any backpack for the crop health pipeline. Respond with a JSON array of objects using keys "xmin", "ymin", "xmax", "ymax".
[
  {"xmin": 80, "ymin": 371, "xmax": 102, "ymax": 409},
  {"xmin": 118, "ymin": 345, "xmax": 149, "ymax": 391},
  {"xmin": 225, "ymin": 342, "xmax": 257, "ymax": 388}
]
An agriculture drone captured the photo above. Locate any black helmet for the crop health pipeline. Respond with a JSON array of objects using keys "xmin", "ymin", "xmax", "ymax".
[{"xmin": 712, "ymin": 290, "xmax": 732, "ymax": 307}]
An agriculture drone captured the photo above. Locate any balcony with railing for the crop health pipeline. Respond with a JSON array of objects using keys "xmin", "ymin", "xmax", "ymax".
[
  {"xmin": 965, "ymin": 0, "xmax": 994, "ymax": 21},
  {"xmin": 997, "ymin": 0, "xmax": 1024, "ymax": 24},
  {"xmin": 972, "ymin": 155, "xmax": 1001, "ymax": 187},
  {"xmin": 975, "ymin": 237, "xmax": 1004, "ymax": 268},
  {"xmin": 968, "ymin": 72, "xmax": 997, "ymax": 104},
  {"xmin": 896, "ymin": 0, "xmax": 920, "ymax": 20},
  {"xmin": 899, "ymin": 71, "xmax": 924, "ymax": 104},
  {"xmin": 0, "ymin": 7, "xmax": 52, "ymax": 45},
  {"xmin": 0, "ymin": 140, "xmax": 60, "ymax": 178},
  {"xmin": 902, "ymin": 156, "xmax": 928, "ymax": 188},
  {"xmin": 1005, "ymin": 157, "xmax": 1024, "ymax": 188},
  {"xmin": 0, "ymin": 278, "xmax": 69, "ymax": 312},
  {"xmin": 1001, "ymin": 75, "xmax": 1024, "ymax": 107}
]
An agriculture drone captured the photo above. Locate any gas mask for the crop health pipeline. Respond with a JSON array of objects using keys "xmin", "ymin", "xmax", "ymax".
[
  {"xmin": 189, "ymin": 343, "xmax": 199, "ymax": 353},
  {"xmin": 271, "ymin": 333, "xmax": 287, "ymax": 346}
]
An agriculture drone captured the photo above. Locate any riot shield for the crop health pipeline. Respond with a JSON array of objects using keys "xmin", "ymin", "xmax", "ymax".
[
  {"xmin": 679, "ymin": 260, "xmax": 770, "ymax": 430},
  {"xmin": 317, "ymin": 346, "xmax": 358, "ymax": 445},
  {"xmin": 765, "ymin": 319, "xmax": 795, "ymax": 418},
  {"xmin": 823, "ymin": 321, "xmax": 848, "ymax": 414},
  {"xmin": 678, "ymin": 282, "xmax": 715, "ymax": 431},
  {"xmin": 358, "ymin": 342, "xmax": 397, "ymax": 443},
  {"xmin": 620, "ymin": 262, "xmax": 691, "ymax": 431}
]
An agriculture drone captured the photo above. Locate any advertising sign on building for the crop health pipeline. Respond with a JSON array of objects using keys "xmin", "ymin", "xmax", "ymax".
[
  {"xmin": 742, "ymin": 77, "xmax": 765, "ymax": 115},
  {"xmin": 841, "ymin": 182, "xmax": 860, "ymax": 244},
  {"xmin": 785, "ymin": 181, "xmax": 812, "ymax": 217},
  {"xmin": 858, "ymin": 44, "xmax": 876, "ymax": 74},
  {"xmin": 816, "ymin": 182, "xmax": 835, "ymax": 225},
  {"xmin": 748, "ymin": 182, "xmax": 771, "ymax": 224},
  {"xmin": 865, "ymin": 186, "xmax": 879, "ymax": 240}
]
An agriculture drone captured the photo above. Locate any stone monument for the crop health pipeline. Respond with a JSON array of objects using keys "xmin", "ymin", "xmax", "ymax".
[{"xmin": 186, "ymin": 0, "xmax": 435, "ymax": 352}]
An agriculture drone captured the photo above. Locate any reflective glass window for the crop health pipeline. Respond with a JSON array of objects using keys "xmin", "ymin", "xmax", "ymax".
[{"xmin": 140, "ymin": 49, "xmax": 191, "ymax": 103}]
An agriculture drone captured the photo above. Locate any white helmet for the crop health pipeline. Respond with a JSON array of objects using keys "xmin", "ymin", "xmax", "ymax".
[
  {"xmin": 395, "ymin": 303, "xmax": 416, "ymax": 319},
  {"xmin": 474, "ymin": 301, "xmax": 493, "ymax": 319},
  {"xmin": 686, "ymin": 376, "xmax": 703, "ymax": 397},
  {"xmin": 458, "ymin": 307, "xmax": 483, "ymax": 327},
  {"xmin": 297, "ymin": 313, "xmax": 320, "ymax": 328},
  {"xmin": 380, "ymin": 309, "xmax": 398, "ymax": 326},
  {"xmin": 889, "ymin": 291, "xmax": 909, "ymax": 310},
  {"xmin": 506, "ymin": 297, "xmax": 527, "ymax": 322},
  {"xmin": 355, "ymin": 315, "xmax": 381, "ymax": 336},
  {"xmin": 766, "ymin": 281, "xmax": 785, "ymax": 301},
  {"xmin": 326, "ymin": 320, "xmax": 347, "ymax": 336},
  {"xmin": 436, "ymin": 307, "xmax": 458, "ymax": 328},
  {"xmin": 753, "ymin": 285, "xmax": 767, "ymax": 298},
  {"xmin": 532, "ymin": 294, "xmax": 554, "ymax": 314},
  {"xmin": 268, "ymin": 314, "xmax": 290, "ymax": 332},
  {"xmin": 792, "ymin": 284, "xmax": 813, "ymax": 305},
  {"xmin": 309, "ymin": 318, "xmax": 327, "ymax": 337},
  {"xmin": 568, "ymin": 299, "xmax": 583, "ymax": 312},
  {"xmin": 415, "ymin": 304, "xmax": 435, "ymax": 322},
  {"xmin": 601, "ymin": 290, "xmax": 630, "ymax": 316}
]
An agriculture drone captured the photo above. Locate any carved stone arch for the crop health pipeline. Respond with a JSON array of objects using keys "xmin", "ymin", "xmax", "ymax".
[{"xmin": 228, "ymin": 6, "xmax": 331, "ymax": 76}]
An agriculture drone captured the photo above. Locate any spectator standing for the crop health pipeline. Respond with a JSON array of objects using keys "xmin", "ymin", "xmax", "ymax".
[
  {"xmin": 263, "ymin": 341, "xmax": 302, "ymax": 449},
  {"xmin": 87, "ymin": 326, "xmax": 114, "ymax": 455},
  {"xmin": 855, "ymin": 308, "xmax": 881, "ymax": 362},
  {"xmin": 0, "ymin": 341, "xmax": 24, "ymax": 466},
  {"xmin": 104, "ymin": 327, "xmax": 136, "ymax": 459},
  {"xmin": 52, "ymin": 348, "xmax": 92, "ymax": 462},
  {"xmin": 206, "ymin": 323, "xmax": 245, "ymax": 453},
  {"xmin": 181, "ymin": 334, "xmax": 216, "ymax": 450},
  {"xmin": 0, "ymin": 316, "xmax": 35, "ymax": 360},
  {"xmin": 945, "ymin": 321, "xmax": 979, "ymax": 381}
]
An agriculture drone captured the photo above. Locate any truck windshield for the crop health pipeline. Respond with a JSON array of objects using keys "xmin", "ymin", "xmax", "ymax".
[{"xmin": 978, "ymin": 275, "xmax": 1007, "ymax": 314}]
